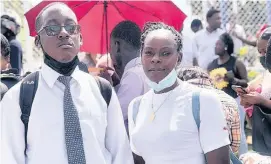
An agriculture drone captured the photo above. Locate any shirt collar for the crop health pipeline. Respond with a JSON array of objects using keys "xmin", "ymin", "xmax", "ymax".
[
  {"xmin": 41, "ymin": 64, "xmax": 82, "ymax": 88},
  {"xmin": 124, "ymin": 57, "xmax": 141, "ymax": 72},
  {"xmin": 204, "ymin": 27, "xmax": 221, "ymax": 35}
]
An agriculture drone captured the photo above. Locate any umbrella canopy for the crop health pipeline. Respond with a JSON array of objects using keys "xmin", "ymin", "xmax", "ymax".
[{"xmin": 25, "ymin": 0, "xmax": 186, "ymax": 54}]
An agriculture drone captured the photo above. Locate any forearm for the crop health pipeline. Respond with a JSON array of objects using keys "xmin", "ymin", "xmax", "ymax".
[
  {"xmin": 206, "ymin": 146, "xmax": 230, "ymax": 164},
  {"xmin": 261, "ymin": 99, "xmax": 271, "ymax": 110},
  {"xmin": 237, "ymin": 36, "xmax": 257, "ymax": 47},
  {"xmin": 231, "ymin": 78, "xmax": 248, "ymax": 87}
]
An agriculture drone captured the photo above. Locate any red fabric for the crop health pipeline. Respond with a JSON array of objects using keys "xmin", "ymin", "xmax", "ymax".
[
  {"xmin": 25, "ymin": 1, "xmax": 186, "ymax": 54},
  {"xmin": 256, "ymin": 24, "xmax": 271, "ymax": 38}
]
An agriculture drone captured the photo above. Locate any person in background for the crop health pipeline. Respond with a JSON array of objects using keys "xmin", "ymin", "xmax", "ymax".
[
  {"xmin": 192, "ymin": 8, "xmax": 224, "ymax": 69},
  {"xmin": 95, "ymin": 54, "xmax": 121, "ymax": 87},
  {"xmin": 109, "ymin": 20, "xmax": 149, "ymax": 131},
  {"xmin": 238, "ymin": 37, "xmax": 271, "ymax": 164},
  {"xmin": 178, "ymin": 66, "xmax": 241, "ymax": 154},
  {"xmin": 226, "ymin": 14, "xmax": 246, "ymax": 55},
  {"xmin": 128, "ymin": 22, "xmax": 230, "ymax": 164},
  {"xmin": 233, "ymin": 24, "xmax": 271, "ymax": 48},
  {"xmin": 181, "ymin": 19, "xmax": 203, "ymax": 67},
  {"xmin": 1, "ymin": 15, "xmax": 22, "ymax": 74},
  {"xmin": 191, "ymin": 19, "xmax": 203, "ymax": 33},
  {"xmin": 208, "ymin": 32, "xmax": 248, "ymax": 155},
  {"xmin": 1, "ymin": 33, "xmax": 11, "ymax": 72},
  {"xmin": 1, "ymin": 3, "xmax": 133, "ymax": 164},
  {"xmin": 0, "ymin": 34, "xmax": 21, "ymax": 92}
]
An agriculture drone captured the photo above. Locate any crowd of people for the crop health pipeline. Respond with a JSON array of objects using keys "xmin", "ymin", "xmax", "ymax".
[{"xmin": 0, "ymin": 2, "xmax": 271, "ymax": 164}]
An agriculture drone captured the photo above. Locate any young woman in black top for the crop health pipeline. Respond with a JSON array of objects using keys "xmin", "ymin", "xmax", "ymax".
[
  {"xmin": 208, "ymin": 33, "xmax": 248, "ymax": 155},
  {"xmin": 208, "ymin": 33, "xmax": 248, "ymax": 98}
]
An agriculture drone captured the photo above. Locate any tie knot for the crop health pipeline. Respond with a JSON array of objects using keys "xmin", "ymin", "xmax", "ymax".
[{"xmin": 58, "ymin": 76, "xmax": 72, "ymax": 86}]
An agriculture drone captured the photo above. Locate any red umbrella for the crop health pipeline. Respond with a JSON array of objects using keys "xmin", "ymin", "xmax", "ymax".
[{"xmin": 25, "ymin": 0, "xmax": 186, "ymax": 55}]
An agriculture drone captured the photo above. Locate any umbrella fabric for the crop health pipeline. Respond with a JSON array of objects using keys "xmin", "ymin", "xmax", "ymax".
[{"xmin": 25, "ymin": 0, "xmax": 186, "ymax": 54}]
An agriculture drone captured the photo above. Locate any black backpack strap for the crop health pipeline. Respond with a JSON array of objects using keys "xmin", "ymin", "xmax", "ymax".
[
  {"xmin": 95, "ymin": 76, "xmax": 112, "ymax": 107},
  {"xmin": 78, "ymin": 62, "xmax": 89, "ymax": 73},
  {"xmin": 19, "ymin": 71, "xmax": 39, "ymax": 155}
]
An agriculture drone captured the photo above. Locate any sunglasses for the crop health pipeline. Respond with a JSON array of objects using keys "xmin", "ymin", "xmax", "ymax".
[{"xmin": 38, "ymin": 24, "xmax": 81, "ymax": 36}]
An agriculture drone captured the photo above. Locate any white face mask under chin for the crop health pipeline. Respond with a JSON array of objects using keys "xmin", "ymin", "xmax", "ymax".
[{"xmin": 145, "ymin": 68, "xmax": 178, "ymax": 92}]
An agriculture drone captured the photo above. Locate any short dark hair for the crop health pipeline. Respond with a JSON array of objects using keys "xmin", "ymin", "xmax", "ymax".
[
  {"xmin": 35, "ymin": 2, "xmax": 69, "ymax": 33},
  {"xmin": 206, "ymin": 8, "xmax": 220, "ymax": 20},
  {"xmin": 110, "ymin": 20, "xmax": 141, "ymax": 49},
  {"xmin": 141, "ymin": 22, "xmax": 182, "ymax": 52},
  {"xmin": 191, "ymin": 19, "xmax": 202, "ymax": 28},
  {"xmin": 220, "ymin": 33, "xmax": 234, "ymax": 55},
  {"xmin": 1, "ymin": 34, "xmax": 10, "ymax": 59},
  {"xmin": 260, "ymin": 27, "xmax": 271, "ymax": 41}
]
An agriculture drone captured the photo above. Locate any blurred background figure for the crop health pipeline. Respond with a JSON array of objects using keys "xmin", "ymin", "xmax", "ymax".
[
  {"xmin": 208, "ymin": 32, "xmax": 248, "ymax": 155},
  {"xmin": 192, "ymin": 8, "xmax": 223, "ymax": 70},
  {"xmin": 181, "ymin": 18, "xmax": 203, "ymax": 67},
  {"xmin": 226, "ymin": 14, "xmax": 247, "ymax": 56},
  {"xmin": 191, "ymin": 18, "xmax": 203, "ymax": 33},
  {"xmin": 1, "ymin": 14, "xmax": 22, "ymax": 74},
  {"xmin": 0, "ymin": 33, "xmax": 21, "ymax": 98}
]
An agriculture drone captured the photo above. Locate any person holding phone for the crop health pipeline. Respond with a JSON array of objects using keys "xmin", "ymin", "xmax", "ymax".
[
  {"xmin": 207, "ymin": 33, "xmax": 248, "ymax": 155},
  {"xmin": 237, "ymin": 37, "xmax": 271, "ymax": 160}
]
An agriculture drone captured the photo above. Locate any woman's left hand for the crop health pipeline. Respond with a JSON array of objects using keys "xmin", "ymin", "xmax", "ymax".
[
  {"xmin": 240, "ymin": 152, "xmax": 267, "ymax": 164},
  {"xmin": 240, "ymin": 92, "xmax": 266, "ymax": 106}
]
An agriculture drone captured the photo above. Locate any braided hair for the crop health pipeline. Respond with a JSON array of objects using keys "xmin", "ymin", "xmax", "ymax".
[{"xmin": 140, "ymin": 22, "xmax": 183, "ymax": 53}]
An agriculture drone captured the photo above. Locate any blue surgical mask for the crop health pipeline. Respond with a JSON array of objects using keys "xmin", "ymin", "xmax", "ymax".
[{"xmin": 145, "ymin": 68, "xmax": 178, "ymax": 92}]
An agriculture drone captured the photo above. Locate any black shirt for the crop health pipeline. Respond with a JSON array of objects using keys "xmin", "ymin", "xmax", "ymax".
[{"xmin": 208, "ymin": 56, "xmax": 241, "ymax": 98}]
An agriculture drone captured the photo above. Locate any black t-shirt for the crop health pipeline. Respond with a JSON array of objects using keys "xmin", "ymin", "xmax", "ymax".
[{"xmin": 207, "ymin": 56, "xmax": 241, "ymax": 98}]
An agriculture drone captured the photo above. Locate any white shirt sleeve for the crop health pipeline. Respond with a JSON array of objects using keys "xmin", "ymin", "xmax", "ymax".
[
  {"xmin": 105, "ymin": 89, "xmax": 134, "ymax": 164},
  {"xmin": 199, "ymin": 90, "xmax": 230, "ymax": 153},
  {"xmin": 117, "ymin": 71, "xmax": 143, "ymax": 122},
  {"xmin": 128, "ymin": 97, "xmax": 142, "ymax": 156},
  {"xmin": 1, "ymin": 84, "xmax": 26, "ymax": 164}
]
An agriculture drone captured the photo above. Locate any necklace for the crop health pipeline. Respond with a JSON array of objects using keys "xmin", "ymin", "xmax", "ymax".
[{"xmin": 150, "ymin": 90, "xmax": 174, "ymax": 122}]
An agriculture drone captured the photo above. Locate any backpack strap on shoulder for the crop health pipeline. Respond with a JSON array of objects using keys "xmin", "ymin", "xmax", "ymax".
[
  {"xmin": 132, "ymin": 97, "xmax": 143, "ymax": 124},
  {"xmin": 192, "ymin": 91, "xmax": 241, "ymax": 164},
  {"xmin": 192, "ymin": 91, "xmax": 201, "ymax": 129},
  {"xmin": 95, "ymin": 76, "xmax": 112, "ymax": 107},
  {"xmin": 19, "ymin": 71, "xmax": 39, "ymax": 155},
  {"xmin": 78, "ymin": 62, "xmax": 89, "ymax": 73}
]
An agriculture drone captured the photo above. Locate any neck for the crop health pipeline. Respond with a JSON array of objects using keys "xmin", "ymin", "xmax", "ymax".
[
  {"xmin": 44, "ymin": 53, "xmax": 79, "ymax": 76},
  {"xmin": 119, "ymin": 50, "xmax": 139, "ymax": 77},
  {"xmin": 154, "ymin": 80, "xmax": 179, "ymax": 94},
  {"xmin": 218, "ymin": 54, "xmax": 230, "ymax": 65},
  {"xmin": 207, "ymin": 26, "xmax": 216, "ymax": 33}
]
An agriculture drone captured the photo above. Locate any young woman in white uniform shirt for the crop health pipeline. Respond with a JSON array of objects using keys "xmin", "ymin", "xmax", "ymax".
[{"xmin": 128, "ymin": 22, "xmax": 231, "ymax": 164}]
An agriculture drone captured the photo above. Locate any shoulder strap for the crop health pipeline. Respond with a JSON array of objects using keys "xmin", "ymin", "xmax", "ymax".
[
  {"xmin": 192, "ymin": 91, "xmax": 241, "ymax": 164},
  {"xmin": 78, "ymin": 62, "xmax": 89, "ymax": 73},
  {"xmin": 132, "ymin": 97, "xmax": 143, "ymax": 123},
  {"xmin": 19, "ymin": 71, "xmax": 39, "ymax": 155},
  {"xmin": 95, "ymin": 76, "xmax": 112, "ymax": 107},
  {"xmin": 192, "ymin": 91, "xmax": 201, "ymax": 129}
]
